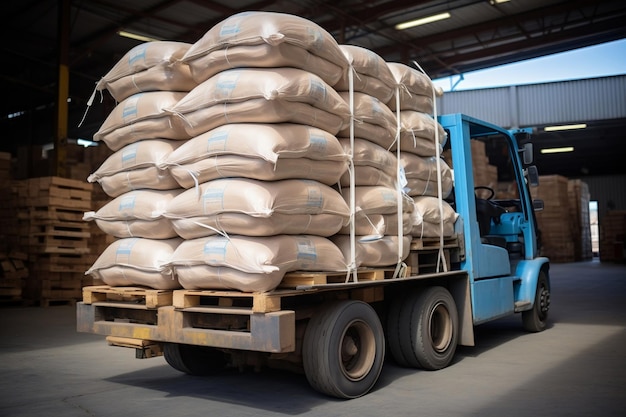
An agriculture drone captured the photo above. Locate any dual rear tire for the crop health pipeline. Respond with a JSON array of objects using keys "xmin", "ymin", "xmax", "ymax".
[{"xmin": 387, "ymin": 286, "xmax": 459, "ymax": 370}]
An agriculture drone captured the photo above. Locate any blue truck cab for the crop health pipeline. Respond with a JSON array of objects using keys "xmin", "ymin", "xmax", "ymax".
[{"xmin": 439, "ymin": 113, "xmax": 551, "ymax": 332}]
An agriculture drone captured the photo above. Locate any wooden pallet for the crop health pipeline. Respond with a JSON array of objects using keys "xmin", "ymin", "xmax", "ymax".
[
  {"xmin": 82, "ymin": 285, "xmax": 173, "ymax": 309},
  {"xmin": 172, "ymin": 289, "xmax": 287, "ymax": 313},
  {"xmin": 411, "ymin": 235, "xmax": 460, "ymax": 250},
  {"xmin": 19, "ymin": 205, "xmax": 86, "ymax": 222},
  {"xmin": 280, "ymin": 268, "xmax": 399, "ymax": 288},
  {"xmin": 30, "ymin": 253, "xmax": 92, "ymax": 273},
  {"xmin": 25, "ymin": 221, "xmax": 91, "ymax": 254}
]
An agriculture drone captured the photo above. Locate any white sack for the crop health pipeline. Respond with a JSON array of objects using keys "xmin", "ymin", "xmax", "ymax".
[
  {"xmin": 182, "ymin": 11, "xmax": 349, "ymax": 86},
  {"xmin": 165, "ymin": 123, "xmax": 349, "ymax": 187},
  {"xmin": 169, "ymin": 234, "xmax": 348, "ymax": 292},
  {"xmin": 88, "ymin": 139, "xmax": 181, "ymax": 197},
  {"xmin": 335, "ymin": 45, "xmax": 397, "ymax": 102},
  {"xmin": 337, "ymin": 92, "xmax": 396, "ymax": 149},
  {"xmin": 169, "ymin": 68, "xmax": 350, "ymax": 137},
  {"xmin": 391, "ymin": 111, "xmax": 447, "ymax": 156},
  {"xmin": 400, "ymin": 153, "xmax": 453, "ymax": 198},
  {"xmin": 85, "ymin": 237, "xmax": 182, "ymax": 289},
  {"xmin": 93, "ymin": 92, "xmax": 189, "ymax": 151},
  {"xmin": 410, "ymin": 196, "xmax": 458, "ymax": 238},
  {"xmin": 96, "ymin": 41, "xmax": 196, "ymax": 102},
  {"xmin": 83, "ymin": 189, "xmax": 180, "ymax": 239},
  {"xmin": 332, "ymin": 235, "xmax": 411, "ymax": 268},
  {"xmin": 342, "ymin": 185, "xmax": 414, "ymax": 216},
  {"xmin": 165, "ymin": 178, "xmax": 350, "ymax": 238}
]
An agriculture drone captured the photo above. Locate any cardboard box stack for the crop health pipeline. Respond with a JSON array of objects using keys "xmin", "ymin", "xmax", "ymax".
[
  {"xmin": 532, "ymin": 175, "xmax": 575, "ymax": 262},
  {"xmin": 471, "ymin": 140, "xmax": 498, "ymax": 198},
  {"xmin": 599, "ymin": 211, "xmax": 626, "ymax": 262}
]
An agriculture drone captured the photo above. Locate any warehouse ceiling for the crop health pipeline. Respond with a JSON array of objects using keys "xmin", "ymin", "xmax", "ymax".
[{"xmin": 1, "ymin": 0, "xmax": 625, "ymax": 177}]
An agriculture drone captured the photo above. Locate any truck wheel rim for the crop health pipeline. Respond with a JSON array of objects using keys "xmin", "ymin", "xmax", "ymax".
[
  {"xmin": 429, "ymin": 302, "xmax": 453, "ymax": 353},
  {"xmin": 339, "ymin": 320, "xmax": 376, "ymax": 381}
]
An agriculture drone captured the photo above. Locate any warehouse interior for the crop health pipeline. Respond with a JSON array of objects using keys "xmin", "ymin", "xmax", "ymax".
[
  {"xmin": 1, "ymin": 0, "xmax": 625, "ymax": 302},
  {"xmin": 0, "ymin": 1, "xmax": 625, "ymax": 415}
]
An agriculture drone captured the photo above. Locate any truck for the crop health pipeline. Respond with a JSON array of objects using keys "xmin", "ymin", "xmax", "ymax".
[{"xmin": 76, "ymin": 113, "xmax": 550, "ymax": 399}]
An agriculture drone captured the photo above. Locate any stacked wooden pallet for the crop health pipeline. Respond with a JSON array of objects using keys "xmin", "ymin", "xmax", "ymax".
[
  {"xmin": 599, "ymin": 210, "xmax": 626, "ymax": 262},
  {"xmin": 17, "ymin": 177, "xmax": 95, "ymax": 306},
  {"xmin": 532, "ymin": 175, "xmax": 575, "ymax": 262},
  {"xmin": 568, "ymin": 179, "xmax": 593, "ymax": 261},
  {"xmin": 0, "ymin": 251, "xmax": 28, "ymax": 304}
]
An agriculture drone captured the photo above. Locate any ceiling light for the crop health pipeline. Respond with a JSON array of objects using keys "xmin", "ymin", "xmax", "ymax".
[
  {"xmin": 540, "ymin": 147, "xmax": 574, "ymax": 154},
  {"xmin": 543, "ymin": 123, "xmax": 587, "ymax": 132},
  {"xmin": 395, "ymin": 12, "xmax": 451, "ymax": 30},
  {"xmin": 490, "ymin": 0, "xmax": 511, "ymax": 4},
  {"xmin": 117, "ymin": 30, "xmax": 161, "ymax": 42}
]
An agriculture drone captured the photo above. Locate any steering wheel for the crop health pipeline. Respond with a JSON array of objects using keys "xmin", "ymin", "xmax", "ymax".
[{"xmin": 474, "ymin": 186, "xmax": 495, "ymax": 200}]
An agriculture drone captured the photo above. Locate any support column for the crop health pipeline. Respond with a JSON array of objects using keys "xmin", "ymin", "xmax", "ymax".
[{"xmin": 55, "ymin": 0, "xmax": 71, "ymax": 177}]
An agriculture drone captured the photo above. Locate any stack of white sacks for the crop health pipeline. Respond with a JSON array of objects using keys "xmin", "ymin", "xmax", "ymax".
[
  {"xmin": 385, "ymin": 63, "xmax": 458, "ymax": 238},
  {"xmin": 332, "ymin": 45, "xmax": 413, "ymax": 269},
  {"xmin": 83, "ymin": 11, "xmax": 457, "ymax": 293},
  {"xmin": 83, "ymin": 41, "xmax": 196, "ymax": 290}
]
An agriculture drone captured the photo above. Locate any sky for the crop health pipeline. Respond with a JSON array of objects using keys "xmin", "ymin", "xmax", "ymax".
[{"xmin": 432, "ymin": 38, "xmax": 626, "ymax": 92}]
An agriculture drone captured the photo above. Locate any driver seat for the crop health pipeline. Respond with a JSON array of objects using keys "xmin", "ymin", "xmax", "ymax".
[{"xmin": 476, "ymin": 197, "xmax": 507, "ymax": 248}]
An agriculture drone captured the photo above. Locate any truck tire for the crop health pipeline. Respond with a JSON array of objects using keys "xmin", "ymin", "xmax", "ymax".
[
  {"xmin": 396, "ymin": 286, "xmax": 458, "ymax": 370},
  {"xmin": 522, "ymin": 271, "xmax": 550, "ymax": 332},
  {"xmin": 302, "ymin": 300, "xmax": 385, "ymax": 399},
  {"xmin": 386, "ymin": 292, "xmax": 411, "ymax": 367},
  {"xmin": 163, "ymin": 343, "xmax": 228, "ymax": 375}
]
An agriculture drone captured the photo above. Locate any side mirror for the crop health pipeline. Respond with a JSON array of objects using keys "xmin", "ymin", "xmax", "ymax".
[
  {"xmin": 526, "ymin": 165, "xmax": 540, "ymax": 187},
  {"xmin": 522, "ymin": 143, "xmax": 533, "ymax": 165},
  {"xmin": 533, "ymin": 199, "xmax": 544, "ymax": 212}
]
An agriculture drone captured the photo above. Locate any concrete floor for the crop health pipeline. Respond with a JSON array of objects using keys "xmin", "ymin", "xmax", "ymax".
[{"xmin": 1, "ymin": 260, "xmax": 625, "ymax": 417}]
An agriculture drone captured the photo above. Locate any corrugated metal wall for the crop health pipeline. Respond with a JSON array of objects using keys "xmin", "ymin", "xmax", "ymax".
[{"xmin": 437, "ymin": 74, "xmax": 626, "ymax": 128}]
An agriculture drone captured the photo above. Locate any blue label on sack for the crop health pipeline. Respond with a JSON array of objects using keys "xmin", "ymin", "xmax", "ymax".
[
  {"xmin": 296, "ymin": 238, "xmax": 317, "ymax": 266},
  {"xmin": 309, "ymin": 78, "xmax": 326, "ymax": 105},
  {"xmin": 309, "ymin": 132, "xmax": 327, "ymax": 153},
  {"xmin": 381, "ymin": 189, "xmax": 396, "ymax": 203},
  {"xmin": 303, "ymin": 180, "xmax": 323, "ymax": 208},
  {"xmin": 307, "ymin": 27, "xmax": 323, "ymax": 50},
  {"xmin": 207, "ymin": 130, "xmax": 229, "ymax": 153},
  {"xmin": 122, "ymin": 95, "xmax": 141, "ymax": 119},
  {"xmin": 219, "ymin": 22, "xmax": 241, "ymax": 37},
  {"xmin": 202, "ymin": 186, "xmax": 225, "ymax": 214},
  {"xmin": 121, "ymin": 143, "xmax": 138, "ymax": 167},
  {"xmin": 203, "ymin": 238, "xmax": 228, "ymax": 261},
  {"xmin": 128, "ymin": 45, "xmax": 147, "ymax": 65},
  {"xmin": 118, "ymin": 195, "xmax": 136, "ymax": 214},
  {"xmin": 215, "ymin": 71, "xmax": 240, "ymax": 99},
  {"xmin": 115, "ymin": 238, "xmax": 138, "ymax": 262}
]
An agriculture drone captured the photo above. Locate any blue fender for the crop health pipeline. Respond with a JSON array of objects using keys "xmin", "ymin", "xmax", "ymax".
[{"xmin": 515, "ymin": 257, "xmax": 550, "ymax": 309}]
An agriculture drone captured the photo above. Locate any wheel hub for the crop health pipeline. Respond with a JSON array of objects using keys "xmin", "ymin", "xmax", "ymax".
[
  {"xmin": 539, "ymin": 287, "xmax": 550, "ymax": 314},
  {"xmin": 340, "ymin": 320, "xmax": 376, "ymax": 382},
  {"xmin": 429, "ymin": 302, "xmax": 453, "ymax": 353}
]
